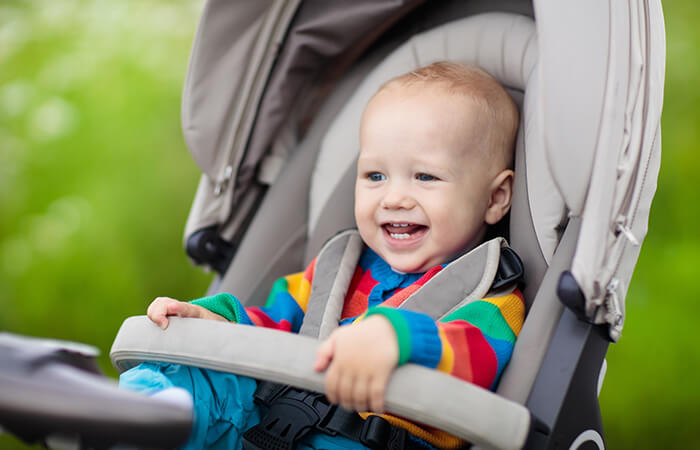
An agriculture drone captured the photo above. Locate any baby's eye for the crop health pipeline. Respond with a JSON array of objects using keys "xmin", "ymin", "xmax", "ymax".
[
  {"xmin": 367, "ymin": 172, "xmax": 386, "ymax": 182},
  {"xmin": 416, "ymin": 173, "xmax": 436, "ymax": 182}
]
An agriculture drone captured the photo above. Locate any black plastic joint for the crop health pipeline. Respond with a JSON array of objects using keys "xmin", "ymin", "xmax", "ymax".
[
  {"xmin": 523, "ymin": 412, "xmax": 550, "ymax": 450},
  {"xmin": 557, "ymin": 270, "xmax": 588, "ymax": 320},
  {"xmin": 185, "ymin": 226, "xmax": 235, "ymax": 274},
  {"xmin": 360, "ymin": 415, "xmax": 392, "ymax": 450},
  {"xmin": 492, "ymin": 247, "xmax": 526, "ymax": 290}
]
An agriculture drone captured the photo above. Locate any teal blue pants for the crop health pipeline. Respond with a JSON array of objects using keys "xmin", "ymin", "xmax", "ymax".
[{"xmin": 120, "ymin": 362, "xmax": 369, "ymax": 450}]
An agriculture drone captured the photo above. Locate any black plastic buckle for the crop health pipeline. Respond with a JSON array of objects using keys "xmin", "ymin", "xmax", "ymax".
[
  {"xmin": 359, "ymin": 415, "xmax": 394, "ymax": 450},
  {"xmin": 252, "ymin": 381, "xmax": 289, "ymax": 407},
  {"xmin": 242, "ymin": 389, "xmax": 336, "ymax": 450}
]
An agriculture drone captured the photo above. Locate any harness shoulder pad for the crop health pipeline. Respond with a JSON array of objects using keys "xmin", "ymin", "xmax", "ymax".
[
  {"xmin": 300, "ymin": 233, "xmax": 524, "ymax": 337},
  {"xmin": 399, "ymin": 238, "xmax": 523, "ymax": 320},
  {"xmin": 299, "ymin": 229, "xmax": 363, "ymax": 339}
]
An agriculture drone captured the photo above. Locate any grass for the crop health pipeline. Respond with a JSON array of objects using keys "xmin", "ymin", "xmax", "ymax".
[{"xmin": 1, "ymin": 1, "xmax": 699, "ymax": 449}]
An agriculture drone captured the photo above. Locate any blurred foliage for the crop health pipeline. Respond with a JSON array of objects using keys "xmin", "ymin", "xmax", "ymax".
[
  {"xmin": 0, "ymin": 2, "xmax": 211, "ymax": 446},
  {"xmin": 599, "ymin": 1, "xmax": 700, "ymax": 449},
  {"xmin": 0, "ymin": 0, "xmax": 699, "ymax": 449}
]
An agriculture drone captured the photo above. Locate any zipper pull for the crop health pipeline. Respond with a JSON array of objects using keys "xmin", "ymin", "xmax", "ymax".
[
  {"xmin": 214, "ymin": 165, "xmax": 233, "ymax": 196},
  {"xmin": 615, "ymin": 219, "xmax": 640, "ymax": 246},
  {"xmin": 604, "ymin": 278, "xmax": 623, "ymax": 327}
]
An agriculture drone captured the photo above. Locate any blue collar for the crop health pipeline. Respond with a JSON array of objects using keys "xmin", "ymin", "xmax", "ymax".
[{"xmin": 358, "ymin": 247, "xmax": 424, "ymax": 305}]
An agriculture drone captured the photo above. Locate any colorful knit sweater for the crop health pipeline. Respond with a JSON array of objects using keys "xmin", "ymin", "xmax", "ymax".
[{"xmin": 191, "ymin": 247, "xmax": 525, "ymax": 449}]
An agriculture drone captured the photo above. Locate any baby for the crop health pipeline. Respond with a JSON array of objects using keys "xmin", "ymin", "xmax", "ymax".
[{"xmin": 122, "ymin": 62, "xmax": 523, "ymax": 450}]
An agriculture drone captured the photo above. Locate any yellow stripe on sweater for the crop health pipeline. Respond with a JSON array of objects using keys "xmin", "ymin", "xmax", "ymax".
[
  {"xmin": 435, "ymin": 326, "xmax": 453, "ymax": 373},
  {"xmin": 483, "ymin": 293, "xmax": 525, "ymax": 336},
  {"xmin": 284, "ymin": 272, "xmax": 311, "ymax": 312},
  {"xmin": 360, "ymin": 413, "xmax": 466, "ymax": 449}
]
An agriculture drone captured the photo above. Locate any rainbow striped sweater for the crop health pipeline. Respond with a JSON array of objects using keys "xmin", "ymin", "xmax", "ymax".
[{"xmin": 191, "ymin": 247, "xmax": 525, "ymax": 448}]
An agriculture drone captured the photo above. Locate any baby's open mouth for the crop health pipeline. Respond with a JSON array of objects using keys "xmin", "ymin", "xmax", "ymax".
[{"xmin": 382, "ymin": 223, "xmax": 427, "ymax": 240}]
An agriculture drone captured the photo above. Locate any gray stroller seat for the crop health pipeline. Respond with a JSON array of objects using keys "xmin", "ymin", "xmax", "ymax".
[{"xmin": 111, "ymin": 1, "xmax": 665, "ymax": 449}]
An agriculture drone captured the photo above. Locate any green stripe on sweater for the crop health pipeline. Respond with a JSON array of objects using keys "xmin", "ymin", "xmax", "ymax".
[
  {"xmin": 365, "ymin": 307, "xmax": 411, "ymax": 365},
  {"xmin": 190, "ymin": 293, "xmax": 242, "ymax": 323},
  {"xmin": 442, "ymin": 300, "xmax": 516, "ymax": 343}
]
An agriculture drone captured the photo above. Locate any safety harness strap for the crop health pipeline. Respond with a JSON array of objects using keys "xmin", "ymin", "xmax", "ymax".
[
  {"xmin": 300, "ymin": 230, "xmax": 364, "ymax": 340},
  {"xmin": 301, "ymin": 230, "xmax": 523, "ymax": 341},
  {"xmin": 242, "ymin": 381, "xmax": 432, "ymax": 450}
]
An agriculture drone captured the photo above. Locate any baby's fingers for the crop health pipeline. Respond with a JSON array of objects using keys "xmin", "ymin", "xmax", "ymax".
[
  {"xmin": 314, "ymin": 337, "xmax": 335, "ymax": 372},
  {"xmin": 325, "ymin": 363, "xmax": 340, "ymax": 405},
  {"xmin": 351, "ymin": 377, "xmax": 370, "ymax": 413},
  {"xmin": 170, "ymin": 302, "xmax": 227, "ymax": 321},
  {"xmin": 368, "ymin": 375, "xmax": 388, "ymax": 414},
  {"xmin": 147, "ymin": 297, "xmax": 178, "ymax": 329},
  {"xmin": 337, "ymin": 372, "xmax": 357, "ymax": 412}
]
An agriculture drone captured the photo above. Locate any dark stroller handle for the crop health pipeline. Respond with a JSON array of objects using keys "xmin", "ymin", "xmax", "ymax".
[{"xmin": 0, "ymin": 333, "xmax": 192, "ymax": 449}]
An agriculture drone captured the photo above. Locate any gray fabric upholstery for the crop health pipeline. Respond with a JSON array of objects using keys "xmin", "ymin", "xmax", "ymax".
[
  {"xmin": 182, "ymin": 1, "xmax": 536, "ymax": 249},
  {"xmin": 215, "ymin": 56, "xmax": 374, "ymax": 306},
  {"xmin": 497, "ymin": 218, "xmax": 580, "ymax": 403},
  {"xmin": 399, "ymin": 238, "xmax": 506, "ymax": 318},
  {"xmin": 300, "ymin": 230, "xmax": 364, "ymax": 340},
  {"xmin": 509, "ymin": 113, "xmax": 550, "ymax": 306},
  {"xmin": 535, "ymin": 1, "xmax": 665, "ymax": 338},
  {"xmin": 309, "ymin": 13, "xmax": 540, "ymax": 242}
]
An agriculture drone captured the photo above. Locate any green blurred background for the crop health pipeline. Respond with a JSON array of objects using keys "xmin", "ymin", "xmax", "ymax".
[{"xmin": 0, "ymin": 1, "xmax": 698, "ymax": 449}]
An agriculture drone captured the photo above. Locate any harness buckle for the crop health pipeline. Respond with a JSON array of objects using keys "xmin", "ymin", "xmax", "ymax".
[
  {"xmin": 360, "ymin": 414, "xmax": 398, "ymax": 449},
  {"xmin": 244, "ymin": 382, "xmax": 410, "ymax": 450},
  {"xmin": 241, "ymin": 388, "xmax": 336, "ymax": 450}
]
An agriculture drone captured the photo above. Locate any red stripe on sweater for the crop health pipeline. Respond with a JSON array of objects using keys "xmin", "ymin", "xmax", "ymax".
[
  {"xmin": 356, "ymin": 268, "xmax": 379, "ymax": 294},
  {"xmin": 247, "ymin": 307, "xmax": 293, "ymax": 332},
  {"xmin": 382, "ymin": 265, "xmax": 444, "ymax": 308},
  {"xmin": 441, "ymin": 322, "xmax": 473, "ymax": 381},
  {"xmin": 455, "ymin": 320, "xmax": 498, "ymax": 389},
  {"xmin": 382, "ymin": 284, "xmax": 419, "ymax": 308},
  {"xmin": 513, "ymin": 288, "xmax": 525, "ymax": 306},
  {"xmin": 341, "ymin": 267, "xmax": 375, "ymax": 319},
  {"xmin": 303, "ymin": 258, "xmax": 316, "ymax": 284}
]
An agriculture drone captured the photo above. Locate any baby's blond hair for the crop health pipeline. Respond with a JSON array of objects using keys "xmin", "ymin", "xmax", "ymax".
[{"xmin": 379, "ymin": 61, "xmax": 519, "ymax": 171}]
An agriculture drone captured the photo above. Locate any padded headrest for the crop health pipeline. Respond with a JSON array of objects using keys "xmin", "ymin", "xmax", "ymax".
[{"xmin": 309, "ymin": 13, "xmax": 562, "ymax": 297}]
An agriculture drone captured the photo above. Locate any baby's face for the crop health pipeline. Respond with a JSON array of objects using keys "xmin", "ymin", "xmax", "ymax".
[{"xmin": 355, "ymin": 87, "xmax": 497, "ymax": 273}]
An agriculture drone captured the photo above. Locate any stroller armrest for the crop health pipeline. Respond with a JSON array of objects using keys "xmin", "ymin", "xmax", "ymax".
[{"xmin": 112, "ymin": 316, "xmax": 532, "ymax": 450}]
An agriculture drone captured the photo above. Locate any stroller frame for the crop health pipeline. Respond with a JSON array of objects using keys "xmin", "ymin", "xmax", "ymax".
[{"xmin": 0, "ymin": 0, "xmax": 664, "ymax": 449}]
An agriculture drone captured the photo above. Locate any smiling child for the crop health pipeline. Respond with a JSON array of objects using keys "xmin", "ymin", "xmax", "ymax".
[{"xmin": 122, "ymin": 62, "xmax": 523, "ymax": 450}]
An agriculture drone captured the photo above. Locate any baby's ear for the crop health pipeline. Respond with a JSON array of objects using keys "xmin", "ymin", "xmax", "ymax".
[{"xmin": 484, "ymin": 169, "xmax": 514, "ymax": 225}]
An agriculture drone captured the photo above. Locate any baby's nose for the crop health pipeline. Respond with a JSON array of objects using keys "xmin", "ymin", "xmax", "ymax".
[{"xmin": 380, "ymin": 189, "xmax": 415, "ymax": 210}]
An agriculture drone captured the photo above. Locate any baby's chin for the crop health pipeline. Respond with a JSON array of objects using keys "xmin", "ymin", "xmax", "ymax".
[{"xmin": 384, "ymin": 255, "xmax": 443, "ymax": 274}]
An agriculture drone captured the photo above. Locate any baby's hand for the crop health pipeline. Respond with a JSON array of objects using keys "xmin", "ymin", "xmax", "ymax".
[
  {"xmin": 146, "ymin": 296, "xmax": 227, "ymax": 330},
  {"xmin": 313, "ymin": 316, "xmax": 398, "ymax": 413}
]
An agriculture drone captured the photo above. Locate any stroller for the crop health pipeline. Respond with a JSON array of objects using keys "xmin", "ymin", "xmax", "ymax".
[{"xmin": 0, "ymin": 0, "xmax": 665, "ymax": 449}]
